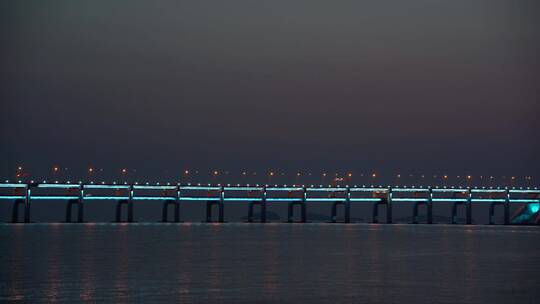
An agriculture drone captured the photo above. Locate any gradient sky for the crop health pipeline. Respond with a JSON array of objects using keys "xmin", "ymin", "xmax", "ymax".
[{"xmin": 1, "ymin": 0, "xmax": 539, "ymax": 183}]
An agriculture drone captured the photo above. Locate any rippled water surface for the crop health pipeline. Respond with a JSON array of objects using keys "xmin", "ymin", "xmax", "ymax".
[{"xmin": 1, "ymin": 223, "xmax": 539, "ymax": 303}]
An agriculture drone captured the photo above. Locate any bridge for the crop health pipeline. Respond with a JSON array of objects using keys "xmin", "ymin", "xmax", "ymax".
[{"xmin": 1, "ymin": 182, "xmax": 539, "ymax": 225}]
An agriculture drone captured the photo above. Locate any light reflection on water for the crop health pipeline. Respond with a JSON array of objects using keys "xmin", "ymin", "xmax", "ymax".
[{"xmin": 1, "ymin": 223, "xmax": 539, "ymax": 303}]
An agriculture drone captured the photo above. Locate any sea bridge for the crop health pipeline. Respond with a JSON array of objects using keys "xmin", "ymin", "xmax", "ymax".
[{"xmin": 1, "ymin": 182, "xmax": 539, "ymax": 225}]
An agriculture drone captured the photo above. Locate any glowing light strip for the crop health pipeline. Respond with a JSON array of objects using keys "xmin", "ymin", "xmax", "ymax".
[
  {"xmin": 84, "ymin": 185, "xmax": 130, "ymax": 189},
  {"xmin": 31, "ymin": 196, "xmax": 79, "ymax": 200},
  {"xmin": 266, "ymin": 198, "xmax": 303, "ymax": 202},
  {"xmin": 179, "ymin": 197, "xmax": 220, "ymax": 201},
  {"xmin": 132, "ymin": 196, "xmax": 177, "ymax": 200},
  {"xmin": 432, "ymin": 198, "xmax": 468, "ymax": 202},
  {"xmin": 349, "ymin": 198, "xmax": 382, "ymax": 202},
  {"xmin": 224, "ymin": 187, "xmax": 263, "ymax": 191},
  {"xmin": 37, "ymin": 184, "xmax": 80, "ymax": 189},
  {"xmin": 180, "ymin": 186, "xmax": 221, "ymax": 191},
  {"xmin": 432, "ymin": 189, "xmax": 468, "ymax": 192},
  {"xmin": 510, "ymin": 199, "xmax": 540, "ymax": 203},
  {"xmin": 0, "ymin": 195, "xmax": 26, "ymax": 200},
  {"xmin": 0, "ymin": 184, "xmax": 27, "ymax": 188},
  {"xmin": 133, "ymin": 185, "xmax": 177, "ymax": 190},
  {"xmin": 306, "ymin": 198, "xmax": 347, "ymax": 202},
  {"xmin": 509, "ymin": 190, "xmax": 540, "ymax": 194},
  {"xmin": 349, "ymin": 188, "xmax": 388, "ymax": 192},
  {"xmin": 392, "ymin": 188, "xmax": 430, "ymax": 192},
  {"xmin": 307, "ymin": 188, "xmax": 347, "ymax": 192},
  {"xmin": 223, "ymin": 198, "xmax": 264, "ymax": 201},
  {"xmin": 266, "ymin": 187, "xmax": 304, "ymax": 191},
  {"xmin": 392, "ymin": 198, "xmax": 430, "ymax": 202},
  {"xmin": 471, "ymin": 189, "xmax": 506, "ymax": 193},
  {"xmin": 471, "ymin": 199, "xmax": 506, "ymax": 202},
  {"xmin": 83, "ymin": 196, "xmax": 130, "ymax": 200}
]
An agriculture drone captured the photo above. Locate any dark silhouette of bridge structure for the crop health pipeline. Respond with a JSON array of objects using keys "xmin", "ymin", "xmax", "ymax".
[{"xmin": 1, "ymin": 182, "xmax": 539, "ymax": 225}]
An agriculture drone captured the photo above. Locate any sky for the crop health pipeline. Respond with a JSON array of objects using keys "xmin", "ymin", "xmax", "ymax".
[{"xmin": 1, "ymin": 0, "xmax": 539, "ymax": 185}]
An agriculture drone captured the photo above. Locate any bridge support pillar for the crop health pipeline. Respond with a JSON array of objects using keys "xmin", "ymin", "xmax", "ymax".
[
  {"xmin": 11, "ymin": 199, "xmax": 25, "ymax": 223},
  {"xmin": 66, "ymin": 199, "xmax": 84, "ymax": 223},
  {"xmin": 373, "ymin": 201, "xmax": 392, "ymax": 224},
  {"xmin": 412, "ymin": 201, "xmax": 432, "ymax": 224},
  {"xmin": 115, "ymin": 200, "xmax": 133, "ymax": 222},
  {"xmin": 23, "ymin": 188, "xmax": 31, "ymax": 223},
  {"xmin": 331, "ymin": 201, "xmax": 350, "ymax": 223},
  {"xmin": 451, "ymin": 201, "xmax": 472, "ymax": 224},
  {"xmin": 288, "ymin": 202, "xmax": 306, "ymax": 223},
  {"xmin": 248, "ymin": 201, "xmax": 267, "ymax": 223},
  {"xmin": 489, "ymin": 202, "xmax": 510, "ymax": 225},
  {"xmin": 373, "ymin": 191, "xmax": 392, "ymax": 224},
  {"xmin": 206, "ymin": 201, "xmax": 224, "ymax": 222},
  {"xmin": 162, "ymin": 200, "xmax": 180, "ymax": 222}
]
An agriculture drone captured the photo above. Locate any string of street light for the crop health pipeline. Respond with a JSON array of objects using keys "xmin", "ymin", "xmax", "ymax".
[{"xmin": 9, "ymin": 165, "xmax": 536, "ymax": 186}]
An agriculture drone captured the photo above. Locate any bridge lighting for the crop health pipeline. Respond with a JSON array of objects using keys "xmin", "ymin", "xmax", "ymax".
[
  {"xmin": 184, "ymin": 170, "xmax": 189, "ymax": 174},
  {"xmin": 322, "ymin": 173, "xmax": 327, "ymax": 177},
  {"xmin": 213, "ymin": 170, "xmax": 218, "ymax": 175},
  {"xmin": 397, "ymin": 174, "xmax": 401, "ymax": 178},
  {"xmin": 372, "ymin": 173, "xmax": 376, "ymax": 178},
  {"xmin": 122, "ymin": 168, "xmax": 127, "ymax": 174},
  {"xmin": 269, "ymin": 172, "xmax": 274, "ymax": 176},
  {"xmin": 53, "ymin": 166, "xmax": 59, "ymax": 172},
  {"xmin": 443, "ymin": 175, "xmax": 448, "ymax": 179},
  {"xmin": 347, "ymin": 173, "xmax": 352, "ymax": 177},
  {"xmin": 511, "ymin": 176, "xmax": 516, "ymax": 180},
  {"xmin": 467, "ymin": 175, "xmax": 472, "ymax": 179}
]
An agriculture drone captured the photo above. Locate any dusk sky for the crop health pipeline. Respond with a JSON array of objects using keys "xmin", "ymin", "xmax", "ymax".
[{"xmin": 1, "ymin": 0, "xmax": 539, "ymax": 183}]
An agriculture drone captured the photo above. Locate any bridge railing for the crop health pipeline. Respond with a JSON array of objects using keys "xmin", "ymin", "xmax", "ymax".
[
  {"xmin": 1, "ymin": 182, "xmax": 539, "ymax": 224},
  {"xmin": 1, "ymin": 182, "xmax": 539, "ymax": 203}
]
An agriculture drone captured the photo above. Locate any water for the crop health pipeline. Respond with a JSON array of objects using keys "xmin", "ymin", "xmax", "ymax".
[{"xmin": 1, "ymin": 223, "xmax": 539, "ymax": 303}]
